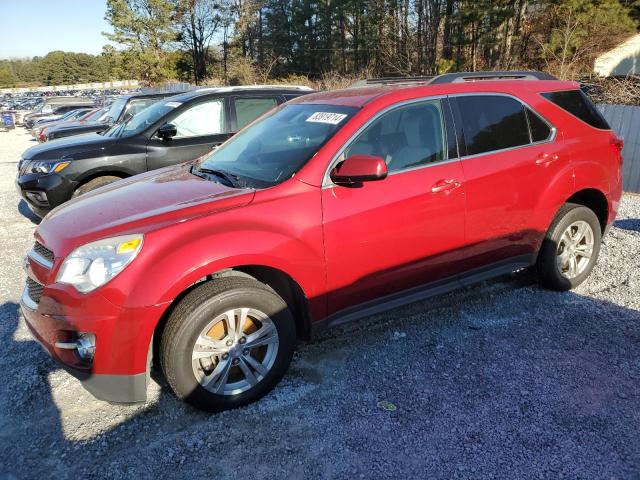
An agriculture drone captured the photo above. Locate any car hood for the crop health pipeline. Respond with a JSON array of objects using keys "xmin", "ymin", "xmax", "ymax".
[
  {"xmin": 50, "ymin": 120, "xmax": 106, "ymax": 132},
  {"xmin": 22, "ymin": 132, "xmax": 116, "ymax": 160},
  {"xmin": 37, "ymin": 163, "xmax": 255, "ymax": 255}
]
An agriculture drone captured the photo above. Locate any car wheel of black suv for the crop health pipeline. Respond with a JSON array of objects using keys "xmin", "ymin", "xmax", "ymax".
[
  {"xmin": 72, "ymin": 175, "xmax": 122, "ymax": 198},
  {"xmin": 536, "ymin": 203, "xmax": 602, "ymax": 291},
  {"xmin": 160, "ymin": 277, "xmax": 296, "ymax": 412}
]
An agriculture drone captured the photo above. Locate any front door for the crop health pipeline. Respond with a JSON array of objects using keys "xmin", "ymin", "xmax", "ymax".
[
  {"xmin": 321, "ymin": 99, "xmax": 467, "ymax": 315},
  {"xmin": 146, "ymin": 97, "xmax": 231, "ymax": 171}
]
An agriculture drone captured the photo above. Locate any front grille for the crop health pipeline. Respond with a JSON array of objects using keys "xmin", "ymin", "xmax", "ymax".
[
  {"xmin": 26, "ymin": 277, "xmax": 44, "ymax": 304},
  {"xmin": 33, "ymin": 242, "xmax": 54, "ymax": 264}
]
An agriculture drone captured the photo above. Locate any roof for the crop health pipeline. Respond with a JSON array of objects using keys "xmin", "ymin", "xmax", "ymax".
[
  {"xmin": 594, "ymin": 33, "xmax": 640, "ymax": 77},
  {"xmin": 290, "ymin": 77, "xmax": 578, "ymax": 108},
  {"xmin": 158, "ymin": 85, "xmax": 314, "ymax": 103}
]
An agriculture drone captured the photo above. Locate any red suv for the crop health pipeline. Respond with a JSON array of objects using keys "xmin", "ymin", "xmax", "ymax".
[{"xmin": 21, "ymin": 71, "xmax": 623, "ymax": 411}]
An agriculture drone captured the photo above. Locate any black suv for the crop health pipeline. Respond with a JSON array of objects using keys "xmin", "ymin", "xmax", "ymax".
[
  {"xmin": 45, "ymin": 92, "xmax": 174, "ymax": 141},
  {"xmin": 17, "ymin": 86, "xmax": 313, "ymax": 217}
]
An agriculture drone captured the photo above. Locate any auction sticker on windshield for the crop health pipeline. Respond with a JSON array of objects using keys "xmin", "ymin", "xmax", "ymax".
[{"xmin": 306, "ymin": 112, "xmax": 348, "ymax": 124}]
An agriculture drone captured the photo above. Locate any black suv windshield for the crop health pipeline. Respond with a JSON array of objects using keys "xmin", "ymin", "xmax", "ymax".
[
  {"xmin": 199, "ymin": 104, "xmax": 358, "ymax": 187},
  {"xmin": 102, "ymin": 99, "xmax": 178, "ymax": 138},
  {"xmin": 103, "ymin": 97, "xmax": 128, "ymax": 123}
]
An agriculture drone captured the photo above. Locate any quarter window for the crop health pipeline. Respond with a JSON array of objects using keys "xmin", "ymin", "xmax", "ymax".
[
  {"xmin": 234, "ymin": 97, "xmax": 279, "ymax": 130},
  {"xmin": 526, "ymin": 108, "xmax": 552, "ymax": 142},
  {"xmin": 455, "ymin": 95, "xmax": 530, "ymax": 156},
  {"xmin": 171, "ymin": 99, "xmax": 225, "ymax": 138},
  {"xmin": 346, "ymin": 100, "xmax": 446, "ymax": 173},
  {"xmin": 541, "ymin": 90, "xmax": 610, "ymax": 130}
]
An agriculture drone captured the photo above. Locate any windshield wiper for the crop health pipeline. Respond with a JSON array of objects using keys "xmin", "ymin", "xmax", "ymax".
[{"xmin": 192, "ymin": 166, "xmax": 239, "ymax": 188}]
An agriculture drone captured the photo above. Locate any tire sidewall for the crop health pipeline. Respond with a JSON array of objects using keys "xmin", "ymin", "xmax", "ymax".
[{"xmin": 166, "ymin": 286, "xmax": 295, "ymax": 412}]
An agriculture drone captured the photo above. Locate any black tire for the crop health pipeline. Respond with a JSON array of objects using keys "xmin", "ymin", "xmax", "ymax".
[
  {"xmin": 160, "ymin": 277, "xmax": 296, "ymax": 412},
  {"xmin": 72, "ymin": 175, "xmax": 122, "ymax": 198},
  {"xmin": 536, "ymin": 203, "xmax": 602, "ymax": 291}
]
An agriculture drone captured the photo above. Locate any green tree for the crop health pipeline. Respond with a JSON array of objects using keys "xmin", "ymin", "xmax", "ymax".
[{"xmin": 104, "ymin": 0, "xmax": 178, "ymax": 84}]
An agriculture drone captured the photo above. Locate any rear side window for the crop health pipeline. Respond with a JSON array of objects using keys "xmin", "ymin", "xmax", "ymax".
[
  {"xmin": 541, "ymin": 90, "xmax": 610, "ymax": 130},
  {"xmin": 454, "ymin": 95, "xmax": 530, "ymax": 156},
  {"xmin": 234, "ymin": 97, "xmax": 279, "ymax": 130}
]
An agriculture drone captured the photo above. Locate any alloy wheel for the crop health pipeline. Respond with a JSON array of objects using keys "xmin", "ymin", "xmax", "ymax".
[
  {"xmin": 191, "ymin": 308, "xmax": 279, "ymax": 396},
  {"xmin": 556, "ymin": 220, "xmax": 594, "ymax": 279}
]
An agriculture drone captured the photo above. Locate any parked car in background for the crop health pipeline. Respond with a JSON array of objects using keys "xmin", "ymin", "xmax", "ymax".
[
  {"xmin": 31, "ymin": 108, "xmax": 94, "ymax": 139},
  {"xmin": 17, "ymin": 85, "xmax": 313, "ymax": 216},
  {"xmin": 39, "ymin": 106, "xmax": 109, "ymax": 141},
  {"xmin": 36, "ymin": 109, "xmax": 98, "ymax": 142},
  {"xmin": 23, "ymin": 97, "xmax": 95, "ymax": 128},
  {"xmin": 45, "ymin": 92, "xmax": 176, "ymax": 141},
  {"xmin": 19, "ymin": 72, "xmax": 623, "ymax": 411}
]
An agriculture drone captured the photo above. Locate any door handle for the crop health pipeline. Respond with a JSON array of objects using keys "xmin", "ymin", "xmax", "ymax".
[
  {"xmin": 431, "ymin": 178, "xmax": 461, "ymax": 194},
  {"xmin": 535, "ymin": 153, "xmax": 559, "ymax": 166}
]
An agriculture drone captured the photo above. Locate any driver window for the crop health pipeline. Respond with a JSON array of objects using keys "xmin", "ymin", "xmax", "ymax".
[
  {"xmin": 346, "ymin": 100, "xmax": 446, "ymax": 173},
  {"xmin": 171, "ymin": 99, "xmax": 225, "ymax": 139}
]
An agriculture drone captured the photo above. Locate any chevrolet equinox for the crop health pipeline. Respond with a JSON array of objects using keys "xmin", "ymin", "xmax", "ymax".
[{"xmin": 21, "ymin": 71, "xmax": 623, "ymax": 411}]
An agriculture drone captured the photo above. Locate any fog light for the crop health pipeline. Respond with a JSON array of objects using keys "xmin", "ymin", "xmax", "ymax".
[{"xmin": 76, "ymin": 333, "xmax": 96, "ymax": 360}]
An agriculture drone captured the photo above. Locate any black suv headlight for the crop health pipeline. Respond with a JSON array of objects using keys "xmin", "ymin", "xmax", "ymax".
[{"xmin": 24, "ymin": 160, "xmax": 70, "ymax": 175}]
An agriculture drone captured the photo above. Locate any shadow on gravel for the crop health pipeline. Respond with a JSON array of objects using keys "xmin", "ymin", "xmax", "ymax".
[
  {"xmin": 2, "ymin": 274, "xmax": 640, "ymax": 479},
  {"xmin": 614, "ymin": 218, "xmax": 640, "ymax": 232},
  {"xmin": 17, "ymin": 200, "xmax": 40, "ymax": 225}
]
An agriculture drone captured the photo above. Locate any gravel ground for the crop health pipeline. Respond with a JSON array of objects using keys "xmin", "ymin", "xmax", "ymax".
[{"xmin": 0, "ymin": 128, "xmax": 639, "ymax": 479}]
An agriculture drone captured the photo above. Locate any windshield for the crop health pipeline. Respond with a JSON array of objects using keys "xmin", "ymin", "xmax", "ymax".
[
  {"xmin": 199, "ymin": 104, "xmax": 358, "ymax": 188},
  {"xmin": 102, "ymin": 99, "xmax": 178, "ymax": 138},
  {"xmin": 103, "ymin": 97, "xmax": 128, "ymax": 123}
]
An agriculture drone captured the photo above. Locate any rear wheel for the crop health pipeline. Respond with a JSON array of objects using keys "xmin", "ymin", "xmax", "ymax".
[
  {"xmin": 72, "ymin": 175, "xmax": 122, "ymax": 198},
  {"xmin": 536, "ymin": 203, "xmax": 601, "ymax": 291},
  {"xmin": 160, "ymin": 277, "xmax": 296, "ymax": 412}
]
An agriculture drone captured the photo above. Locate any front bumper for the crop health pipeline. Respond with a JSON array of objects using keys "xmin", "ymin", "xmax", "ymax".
[
  {"xmin": 15, "ymin": 170, "xmax": 77, "ymax": 217},
  {"xmin": 20, "ymin": 252, "xmax": 166, "ymax": 403},
  {"xmin": 22, "ymin": 299, "xmax": 148, "ymax": 403}
]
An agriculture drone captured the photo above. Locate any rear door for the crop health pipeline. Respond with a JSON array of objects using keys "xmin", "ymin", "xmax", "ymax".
[
  {"xmin": 145, "ymin": 97, "xmax": 231, "ymax": 171},
  {"xmin": 449, "ymin": 94, "xmax": 569, "ymax": 270}
]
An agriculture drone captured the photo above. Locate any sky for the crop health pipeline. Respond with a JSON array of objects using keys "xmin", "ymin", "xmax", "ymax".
[{"xmin": 0, "ymin": 0, "xmax": 113, "ymax": 59}]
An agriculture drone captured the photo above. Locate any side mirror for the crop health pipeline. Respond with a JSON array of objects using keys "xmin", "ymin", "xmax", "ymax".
[
  {"xmin": 157, "ymin": 123, "xmax": 177, "ymax": 140},
  {"xmin": 330, "ymin": 154, "xmax": 388, "ymax": 185}
]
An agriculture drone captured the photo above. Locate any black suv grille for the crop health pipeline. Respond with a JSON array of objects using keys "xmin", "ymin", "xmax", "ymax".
[
  {"xmin": 33, "ymin": 242, "xmax": 54, "ymax": 264},
  {"xmin": 26, "ymin": 278, "xmax": 44, "ymax": 304}
]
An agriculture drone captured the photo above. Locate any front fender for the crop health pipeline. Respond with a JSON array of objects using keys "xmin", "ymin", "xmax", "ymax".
[{"xmin": 99, "ymin": 181, "xmax": 326, "ymax": 321}]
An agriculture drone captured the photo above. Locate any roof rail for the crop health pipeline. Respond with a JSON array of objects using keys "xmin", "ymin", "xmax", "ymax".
[
  {"xmin": 429, "ymin": 70, "xmax": 557, "ymax": 84},
  {"xmin": 198, "ymin": 84, "xmax": 314, "ymax": 93},
  {"xmin": 351, "ymin": 76, "xmax": 434, "ymax": 87}
]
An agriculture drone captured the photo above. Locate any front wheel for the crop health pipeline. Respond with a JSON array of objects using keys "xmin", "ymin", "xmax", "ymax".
[
  {"xmin": 72, "ymin": 175, "xmax": 122, "ymax": 198},
  {"xmin": 160, "ymin": 277, "xmax": 296, "ymax": 412},
  {"xmin": 536, "ymin": 203, "xmax": 602, "ymax": 291}
]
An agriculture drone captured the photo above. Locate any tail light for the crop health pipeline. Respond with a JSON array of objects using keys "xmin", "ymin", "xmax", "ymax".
[{"xmin": 39, "ymin": 128, "xmax": 47, "ymax": 142}]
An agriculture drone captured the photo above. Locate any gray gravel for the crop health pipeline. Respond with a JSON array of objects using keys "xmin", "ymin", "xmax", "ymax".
[{"xmin": 1, "ymin": 128, "xmax": 639, "ymax": 479}]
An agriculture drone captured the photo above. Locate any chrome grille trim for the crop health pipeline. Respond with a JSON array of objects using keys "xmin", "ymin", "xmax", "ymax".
[
  {"xmin": 21, "ymin": 286, "xmax": 38, "ymax": 311},
  {"xmin": 28, "ymin": 242, "xmax": 54, "ymax": 269}
]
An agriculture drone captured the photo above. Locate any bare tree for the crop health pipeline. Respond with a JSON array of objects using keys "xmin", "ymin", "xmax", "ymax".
[{"xmin": 176, "ymin": 0, "xmax": 222, "ymax": 84}]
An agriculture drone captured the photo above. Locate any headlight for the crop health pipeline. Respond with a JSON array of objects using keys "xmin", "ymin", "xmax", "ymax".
[
  {"xmin": 56, "ymin": 234, "xmax": 144, "ymax": 293},
  {"xmin": 25, "ymin": 160, "xmax": 70, "ymax": 175}
]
